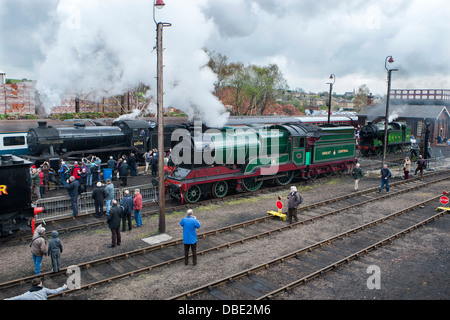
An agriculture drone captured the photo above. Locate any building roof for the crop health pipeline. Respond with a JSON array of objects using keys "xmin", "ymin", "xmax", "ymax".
[{"xmin": 359, "ymin": 104, "xmax": 449, "ymax": 121}]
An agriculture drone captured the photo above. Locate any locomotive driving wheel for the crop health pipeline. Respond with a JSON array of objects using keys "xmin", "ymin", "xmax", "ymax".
[
  {"xmin": 185, "ymin": 185, "xmax": 201, "ymax": 204},
  {"xmin": 241, "ymin": 176, "xmax": 263, "ymax": 192},
  {"xmin": 275, "ymin": 171, "xmax": 294, "ymax": 186},
  {"xmin": 212, "ymin": 180, "xmax": 228, "ymax": 198}
]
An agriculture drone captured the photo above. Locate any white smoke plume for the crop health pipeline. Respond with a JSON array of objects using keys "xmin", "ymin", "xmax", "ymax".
[{"xmin": 35, "ymin": 0, "xmax": 229, "ymax": 127}]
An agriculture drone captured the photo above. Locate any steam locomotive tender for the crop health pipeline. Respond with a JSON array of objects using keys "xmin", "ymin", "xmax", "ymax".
[
  {"xmin": 166, "ymin": 123, "xmax": 357, "ymax": 204},
  {"xmin": 0, "ymin": 154, "xmax": 39, "ymax": 236},
  {"xmin": 358, "ymin": 122, "xmax": 411, "ymax": 157}
]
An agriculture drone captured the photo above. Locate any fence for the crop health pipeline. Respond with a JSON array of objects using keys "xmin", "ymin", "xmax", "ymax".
[{"xmin": 35, "ymin": 183, "xmax": 158, "ymax": 221}]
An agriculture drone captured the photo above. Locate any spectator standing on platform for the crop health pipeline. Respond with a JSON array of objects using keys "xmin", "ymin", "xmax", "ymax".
[
  {"xmin": 150, "ymin": 154, "xmax": 158, "ymax": 176},
  {"xmin": 58, "ymin": 161, "xmax": 69, "ymax": 187},
  {"xmin": 78, "ymin": 167, "xmax": 88, "ymax": 194},
  {"xmin": 104, "ymin": 179, "xmax": 114, "ymax": 215},
  {"xmin": 133, "ymin": 189, "xmax": 143, "ymax": 227},
  {"xmin": 128, "ymin": 153, "xmax": 137, "ymax": 176},
  {"xmin": 71, "ymin": 161, "xmax": 81, "ymax": 180},
  {"xmin": 144, "ymin": 151, "xmax": 152, "ymax": 174},
  {"xmin": 118, "ymin": 160, "xmax": 129, "ymax": 187},
  {"xmin": 38, "ymin": 169, "xmax": 44, "ymax": 198},
  {"xmin": 107, "ymin": 156, "xmax": 117, "ymax": 177},
  {"xmin": 91, "ymin": 162, "xmax": 101, "ymax": 185},
  {"xmin": 180, "ymin": 209, "xmax": 201, "ymax": 266},
  {"xmin": 40, "ymin": 161, "xmax": 50, "ymax": 194},
  {"xmin": 65, "ymin": 176, "xmax": 80, "ymax": 217},
  {"xmin": 92, "ymin": 181, "xmax": 106, "ymax": 218},
  {"xmin": 379, "ymin": 164, "xmax": 392, "ymax": 193},
  {"xmin": 30, "ymin": 168, "xmax": 41, "ymax": 200}
]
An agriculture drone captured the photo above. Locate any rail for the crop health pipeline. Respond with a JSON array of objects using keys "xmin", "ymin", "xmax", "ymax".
[
  {"xmin": 35, "ymin": 183, "xmax": 157, "ymax": 221},
  {"xmin": 358, "ymin": 154, "xmax": 447, "ymax": 179}
]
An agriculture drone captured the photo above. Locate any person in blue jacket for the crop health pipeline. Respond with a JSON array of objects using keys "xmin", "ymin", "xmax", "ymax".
[
  {"xmin": 379, "ymin": 164, "xmax": 392, "ymax": 193},
  {"xmin": 180, "ymin": 209, "xmax": 201, "ymax": 266}
]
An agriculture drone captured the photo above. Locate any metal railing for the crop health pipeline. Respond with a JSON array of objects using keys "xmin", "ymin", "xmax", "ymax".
[{"xmin": 35, "ymin": 183, "xmax": 158, "ymax": 221}]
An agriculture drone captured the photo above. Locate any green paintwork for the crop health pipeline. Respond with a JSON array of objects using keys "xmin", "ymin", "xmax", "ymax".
[
  {"xmin": 292, "ymin": 149, "xmax": 305, "ymax": 166},
  {"xmin": 244, "ymin": 154, "xmax": 290, "ymax": 174},
  {"xmin": 208, "ymin": 126, "xmax": 289, "ymax": 164},
  {"xmin": 312, "ymin": 143, "xmax": 356, "ymax": 163}
]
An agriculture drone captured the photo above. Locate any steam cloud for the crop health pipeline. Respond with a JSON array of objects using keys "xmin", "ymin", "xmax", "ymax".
[{"xmin": 35, "ymin": 0, "xmax": 229, "ymax": 127}]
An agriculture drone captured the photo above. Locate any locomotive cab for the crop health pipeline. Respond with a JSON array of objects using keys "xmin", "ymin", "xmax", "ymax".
[
  {"xmin": 112, "ymin": 120, "xmax": 154, "ymax": 154},
  {"xmin": 0, "ymin": 154, "xmax": 35, "ymax": 236}
]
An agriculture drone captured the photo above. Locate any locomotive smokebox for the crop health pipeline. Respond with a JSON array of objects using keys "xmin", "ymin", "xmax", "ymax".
[{"xmin": 27, "ymin": 122, "xmax": 61, "ymax": 156}]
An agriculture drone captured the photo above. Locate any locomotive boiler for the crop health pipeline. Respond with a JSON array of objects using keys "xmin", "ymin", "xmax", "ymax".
[{"xmin": 26, "ymin": 120, "xmax": 159, "ymax": 162}]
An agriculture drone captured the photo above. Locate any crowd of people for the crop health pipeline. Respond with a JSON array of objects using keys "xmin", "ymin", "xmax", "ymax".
[
  {"xmin": 351, "ymin": 154, "xmax": 428, "ymax": 194},
  {"xmin": 16, "ymin": 146, "xmax": 434, "ymax": 299},
  {"xmin": 29, "ymin": 149, "xmax": 172, "ymax": 203}
]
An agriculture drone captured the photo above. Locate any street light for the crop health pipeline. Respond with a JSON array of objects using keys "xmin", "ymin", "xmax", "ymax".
[
  {"xmin": 153, "ymin": 0, "xmax": 171, "ymax": 233},
  {"xmin": 382, "ymin": 55, "xmax": 398, "ymax": 167},
  {"xmin": 327, "ymin": 74, "xmax": 335, "ymax": 125}
]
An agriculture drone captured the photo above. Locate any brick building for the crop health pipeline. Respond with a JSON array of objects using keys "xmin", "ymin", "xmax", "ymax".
[
  {"xmin": 0, "ymin": 81, "xmax": 36, "ymax": 114},
  {"xmin": 0, "ymin": 80, "xmax": 142, "ymax": 116}
]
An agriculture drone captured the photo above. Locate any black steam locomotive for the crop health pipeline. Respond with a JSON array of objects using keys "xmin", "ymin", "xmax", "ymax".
[
  {"xmin": 26, "ymin": 119, "xmax": 179, "ymax": 163},
  {"xmin": 0, "ymin": 154, "xmax": 40, "ymax": 236},
  {"xmin": 358, "ymin": 121, "xmax": 412, "ymax": 156}
]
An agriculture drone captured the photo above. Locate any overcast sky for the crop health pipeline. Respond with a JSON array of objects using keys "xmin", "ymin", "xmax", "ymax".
[{"xmin": 0, "ymin": 0, "xmax": 449, "ymax": 124}]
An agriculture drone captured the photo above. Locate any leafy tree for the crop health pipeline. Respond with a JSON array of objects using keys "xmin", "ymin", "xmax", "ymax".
[
  {"xmin": 208, "ymin": 51, "xmax": 289, "ymax": 115},
  {"xmin": 353, "ymin": 84, "xmax": 370, "ymax": 112}
]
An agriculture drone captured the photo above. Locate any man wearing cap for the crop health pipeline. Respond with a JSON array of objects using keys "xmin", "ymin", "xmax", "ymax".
[
  {"xmin": 287, "ymin": 186, "xmax": 302, "ymax": 224},
  {"xmin": 92, "ymin": 181, "xmax": 106, "ymax": 218}
]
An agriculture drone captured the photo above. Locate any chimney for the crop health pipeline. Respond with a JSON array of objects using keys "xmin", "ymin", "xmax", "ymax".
[
  {"xmin": 0, "ymin": 71, "xmax": 5, "ymax": 85},
  {"xmin": 367, "ymin": 93, "xmax": 374, "ymax": 106}
]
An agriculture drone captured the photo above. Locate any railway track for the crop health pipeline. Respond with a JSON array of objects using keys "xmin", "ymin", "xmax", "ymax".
[
  {"xmin": 169, "ymin": 196, "xmax": 448, "ymax": 300},
  {"xmin": 0, "ymin": 172, "xmax": 447, "ymax": 300},
  {"xmin": 3, "ymin": 167, "xmax": 448, "ymax": 246}
]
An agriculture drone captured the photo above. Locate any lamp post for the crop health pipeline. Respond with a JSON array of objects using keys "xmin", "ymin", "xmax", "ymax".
[
  {"xmin": 382, "ymin": 56, "xmax": 398, "ymax": 167},
  {"xmin": 153, "ymin": 0, "xmax": 171, "ymax": 233},
  {"xmin": 327, "ymin": 74, "xmax": 335, "ymax": 125}
]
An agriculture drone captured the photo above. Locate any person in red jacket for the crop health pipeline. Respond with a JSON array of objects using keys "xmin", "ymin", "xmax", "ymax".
[
  {"xmin": 133, "ymin": 189, "xmax": 143, "ymax": 227},
  {"xmin": 38, "ymin": 169, "xmax": 44, "ymax": 198},
  {"xmin": 71, "ymin": 161, "xmax": 81, "ymax": 180}
]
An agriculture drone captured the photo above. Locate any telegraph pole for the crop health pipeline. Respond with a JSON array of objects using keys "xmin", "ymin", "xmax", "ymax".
[{"xmin": 153, "ymin": 0, "xmax": 171, "ymax": 233}]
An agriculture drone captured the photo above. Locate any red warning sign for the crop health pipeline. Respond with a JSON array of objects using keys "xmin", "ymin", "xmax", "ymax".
[
  {"xmin": 440, "ymin": 196, "xmax": 449, "ymax": 205},
  {"xmin": 276, "ymin": 200, "xmax": 283, "ymax": 210}
]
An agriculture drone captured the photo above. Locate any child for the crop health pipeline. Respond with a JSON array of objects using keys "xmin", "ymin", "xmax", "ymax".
[{"xmin": 47, "ymin": 231, "xmax": 63, "ymax": 272}]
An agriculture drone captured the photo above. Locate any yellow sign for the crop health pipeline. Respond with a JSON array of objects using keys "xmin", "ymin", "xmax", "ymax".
[{"xmin": 0, "ymin": 185, "xmax": 8, "ymax": 195}]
